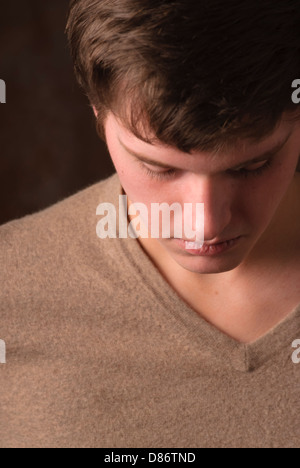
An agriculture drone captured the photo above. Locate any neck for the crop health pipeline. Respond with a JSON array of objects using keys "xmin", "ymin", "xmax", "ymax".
[{"xmin": 130, "ymin": 174, "xmax": 300, "ymax": 343}]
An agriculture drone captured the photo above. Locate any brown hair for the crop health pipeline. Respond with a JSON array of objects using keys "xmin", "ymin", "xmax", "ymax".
[{"xmin": 66, "ymin": 0, "xmax": 300, "ymax": 153}]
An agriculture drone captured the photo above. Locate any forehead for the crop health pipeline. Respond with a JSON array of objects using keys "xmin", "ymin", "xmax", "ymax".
[{"xmin": 106, "ymin": 112, "xmax": 295, "ymax": 167}]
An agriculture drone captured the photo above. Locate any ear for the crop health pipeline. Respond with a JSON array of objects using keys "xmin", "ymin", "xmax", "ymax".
[{"xmin": 92, "ymin": 105, "xmax": 98, "ymax": 118}]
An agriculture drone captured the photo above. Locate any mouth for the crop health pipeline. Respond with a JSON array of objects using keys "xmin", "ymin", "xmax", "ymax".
[{"xmin": 173, "ymin": 236, "xmax": 242, "ymax": 256}]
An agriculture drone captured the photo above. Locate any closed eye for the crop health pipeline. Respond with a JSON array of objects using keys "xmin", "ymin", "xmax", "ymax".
[
  {"xmin": 140, "ymin": 158, "xmax": 274, "ymax": 181},
  {"xmin": 139, "ymin": 163, "xmax": 178, "ymax": 180},
  {"xmin": 228, "ymin": 159, "xmax": 273, "ymax": 178}
]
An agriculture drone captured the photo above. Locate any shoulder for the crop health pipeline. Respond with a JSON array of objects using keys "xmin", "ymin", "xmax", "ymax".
[
  {"xmin": 0, "ymin": 172, "xmax": 119, "ymax": 246},
  {"xmin": 0, "ymin": 173, "xmax": 121, "ymax": 301}
]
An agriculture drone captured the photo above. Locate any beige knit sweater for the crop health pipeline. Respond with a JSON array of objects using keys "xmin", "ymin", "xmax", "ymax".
[{"xmin": 0, "ymin": 173, "xmax": 299, "ymax": 448}]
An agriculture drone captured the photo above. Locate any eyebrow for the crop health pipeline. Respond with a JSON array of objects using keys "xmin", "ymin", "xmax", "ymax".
[{"xmin": 118, "ymin": 131, "xmax": 292, "ymax": 171}]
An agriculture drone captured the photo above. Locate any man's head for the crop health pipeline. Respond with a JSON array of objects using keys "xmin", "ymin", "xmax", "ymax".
[
  {"xmin": 66, "ymin": 0, "xmax": 300, "ymax": 275},
  {"xmin": 66, "ymin": 0, "xmax": 300, "ymax": 152}
]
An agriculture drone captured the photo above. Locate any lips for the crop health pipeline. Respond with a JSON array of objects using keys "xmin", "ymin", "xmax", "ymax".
[
  {"xmin": 173, "ymin": 236, "xmax": 242, "ymax": 256},
  {"xmin": 180, "ymin": 236, "xmax": 240, "ymax": 247}
]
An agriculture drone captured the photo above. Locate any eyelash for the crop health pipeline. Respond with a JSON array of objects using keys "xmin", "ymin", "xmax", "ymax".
[
  {"xmin": 231, "ymin": 160, "xmax": 273, "ymax": 179},
  {"xmin": 140, "ymin": 159, "xmax": 273, "ymax": 181},
  {"xmin": 142, "ymin": 166, "xmax": 177, "ymax": 181}
]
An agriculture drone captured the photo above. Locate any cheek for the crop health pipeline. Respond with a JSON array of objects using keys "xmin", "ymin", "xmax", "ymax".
[
  {"xmin": 108, "ymin": 149, "xmax": 156, "ymax": 205},
  {"xmin": 239, "ymin": 162, "xmax": 295, "ymax": 226}
]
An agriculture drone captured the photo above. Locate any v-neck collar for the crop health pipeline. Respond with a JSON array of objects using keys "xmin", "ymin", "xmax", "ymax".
[
  {"xmin": 101, "ymin": 173, "xmax": 300, "ymax": 373},
  {"xmin": 121, "ymin": 231, "xmax": 300, "ymax": 372}
]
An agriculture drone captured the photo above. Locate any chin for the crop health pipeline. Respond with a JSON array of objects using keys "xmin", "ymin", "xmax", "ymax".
[{"xmin": 171, "ymin": 252, "xmax": 244, "ymax": 275}]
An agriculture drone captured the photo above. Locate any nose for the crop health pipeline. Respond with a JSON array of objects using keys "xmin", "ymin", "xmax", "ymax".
[{"xmin": 183, "ymin": 174, "xmax": 234, "ymax": 241}]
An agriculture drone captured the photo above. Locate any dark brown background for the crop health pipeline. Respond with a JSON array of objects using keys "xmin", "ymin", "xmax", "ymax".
[{"xmin": 0, "ymin": 0, "xmax": 114, "ymax": 226}]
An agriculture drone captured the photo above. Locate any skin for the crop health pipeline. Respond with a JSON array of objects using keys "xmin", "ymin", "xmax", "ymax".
[{"xmin": 96, "ymin": 109, "xmax": 300, "ymax": 343}]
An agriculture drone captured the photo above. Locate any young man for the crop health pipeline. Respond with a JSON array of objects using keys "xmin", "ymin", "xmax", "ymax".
[{"xmin": 0, "ymin": 0, "xmax": 299, "ymax": 448}]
